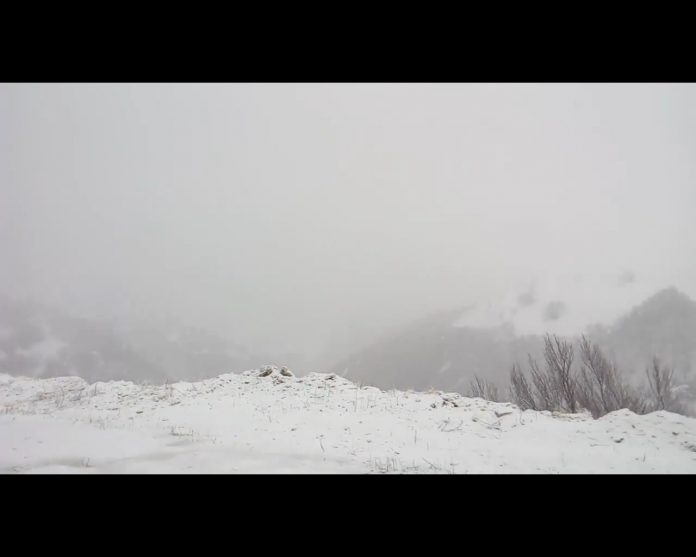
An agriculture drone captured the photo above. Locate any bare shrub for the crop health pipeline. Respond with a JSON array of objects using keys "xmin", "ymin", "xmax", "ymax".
[
  {"xmin": 575, "ymin": 336, "xmax": 647, "ymax": 417},
  {"xmin": 544, "ymin": 335, "xmax": 577, "ymax": 413},
  {"xmin": 468, "ymin": 375, "xmax": 500, "ymax": 402},
  {"xmin": 645, "ymin": 357, "xmax": 687, "ymax": 414},
  {"xmin": 509, "ymin": 334, "xmax": 690, "ymax": 418},
  {"xmin": 510, "ymin": 363, "xmax": 536, "ymax": 410},
  {"xmin": 510, "ymin": 335, "xmax": 578, "ymax": 412},
  {"xmin": 528, "ymin": 354, "xmax": 556, "ymax": 411}
]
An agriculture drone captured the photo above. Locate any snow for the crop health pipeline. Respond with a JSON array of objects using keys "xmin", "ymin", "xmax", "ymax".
[
  {"xmin": 453, "ymin": 274, "xmax": 662, "ymax": 337},
  {"xmin": 1, "ymin": 367, "xmax": 695, "ymax": 473}
]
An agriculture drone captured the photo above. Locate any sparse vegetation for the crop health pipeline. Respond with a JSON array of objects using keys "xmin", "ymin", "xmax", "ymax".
[
  {"xmin": 507, "ymin": 334, "xmax": 691, "ymax": 418},
  {"xmin": 468, "ymin": 375, "xmax": 500, "ymax": 402},
  {"xmin": 645, "ymin": 357, "xmax": 687, "ymax": 415}
]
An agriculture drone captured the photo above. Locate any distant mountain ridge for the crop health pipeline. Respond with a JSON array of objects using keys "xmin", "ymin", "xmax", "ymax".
[
  {"xmin": 334, "ymin": 287, "xmax": 696, "ymax": 393},
  {"xmin": 0, "ymin": 297, "xmax": 261, "ymax": 382},
  {"xmin": 596, "ymin": 287, "xmax": 696, "ymax": 383}
]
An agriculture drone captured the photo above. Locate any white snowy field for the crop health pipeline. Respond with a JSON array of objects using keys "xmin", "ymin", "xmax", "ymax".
[{"xmin": 1, "ymin": 367, "xmax": 696, "ymax": 474}]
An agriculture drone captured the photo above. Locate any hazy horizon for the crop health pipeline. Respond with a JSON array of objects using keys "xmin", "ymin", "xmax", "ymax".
[{"xmin": 2, "ymin": 83, "xmax": 696, "ymax": 369}]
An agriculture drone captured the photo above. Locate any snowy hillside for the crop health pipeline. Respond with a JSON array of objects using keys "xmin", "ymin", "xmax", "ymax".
[
  {"xmin": 452, "ymin": 273, "xmax": 661, "ymax": 337},
  {"xmin": 2, "ymin": 367, "xmax": 695, "ymax": 473},
  {"xmin": 337, "ymin": 285, "xmax": 696, "ymax": 394}
]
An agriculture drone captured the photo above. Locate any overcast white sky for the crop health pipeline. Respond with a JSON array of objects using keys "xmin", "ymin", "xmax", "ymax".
[{"xmin": 2, "ymin": 83, "xmax": 695, "ymax": 364}]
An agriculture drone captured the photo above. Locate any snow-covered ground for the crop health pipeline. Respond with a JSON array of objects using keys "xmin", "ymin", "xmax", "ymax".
[{"xmin": 2, "ymin": 367, "xmax": 696, "ymax": 474}]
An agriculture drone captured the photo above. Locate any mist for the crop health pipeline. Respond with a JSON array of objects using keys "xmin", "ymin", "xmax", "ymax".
[{"xmin": 2, "ymin": 83, "xmax": 696, "ymax": 371}]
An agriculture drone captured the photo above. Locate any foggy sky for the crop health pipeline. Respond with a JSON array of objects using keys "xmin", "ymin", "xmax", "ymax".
[{"xmin": 2, "ymin": 83, "xmax": 695, "ymax": 366}]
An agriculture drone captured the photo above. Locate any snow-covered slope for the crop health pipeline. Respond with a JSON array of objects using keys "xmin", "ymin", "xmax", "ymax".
[
  {"xmin": 2, "ymin": 367, "xmax": 695, "ymax": 473},
  {"xmin": 453, "ymin": 274, "xmax": 661, "ymax": 337}
]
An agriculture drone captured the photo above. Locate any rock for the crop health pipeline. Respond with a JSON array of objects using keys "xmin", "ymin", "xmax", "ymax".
[{"xmin": 440, "ymin": 394, "xmax": 459, "ymax": 407}]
